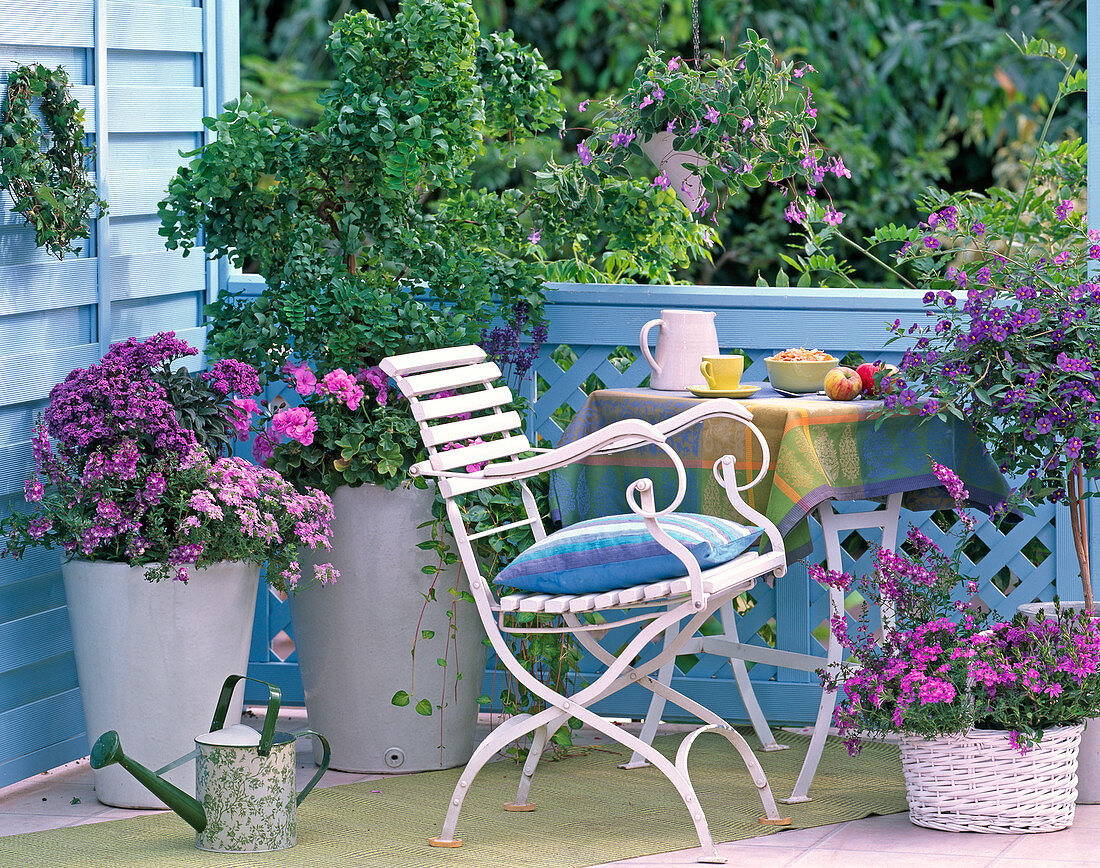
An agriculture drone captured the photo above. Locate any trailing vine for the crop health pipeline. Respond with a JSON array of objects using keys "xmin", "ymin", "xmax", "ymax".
[{"xmin": 0, "ymin": 64, "xmax": 107, "ymax": 259}]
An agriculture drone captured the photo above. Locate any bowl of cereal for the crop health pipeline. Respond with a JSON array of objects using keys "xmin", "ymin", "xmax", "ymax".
[{"xmin": 764, "ymin": 348, "xmax": 839, "ymax": 393}]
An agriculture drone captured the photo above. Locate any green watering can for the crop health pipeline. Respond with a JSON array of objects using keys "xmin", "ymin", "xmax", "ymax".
[{"xmin": 90, "ymin": 675, "xmax": 330, "ymax": 853}]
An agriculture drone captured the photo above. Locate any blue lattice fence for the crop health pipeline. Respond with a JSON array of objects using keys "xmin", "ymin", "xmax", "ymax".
[
  {"xmin": 222, "ymin": 277, "xmax": 1091, "ymax": 724},
  {"xmin": 522, "ymin": 283, "xmax": 1083, "ymax": 724}
]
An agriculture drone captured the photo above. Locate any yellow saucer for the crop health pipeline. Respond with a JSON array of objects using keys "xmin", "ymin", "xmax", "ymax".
[{"xmin": 688, "ymin": 383, "xmax": 761, "ymax": 399}]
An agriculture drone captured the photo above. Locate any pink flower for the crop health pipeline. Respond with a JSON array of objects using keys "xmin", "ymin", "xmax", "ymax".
[
  {"xmin": 668, "ymin": 56, "xmax": 681, "ymax": 71},
  {"xmin": 578, "ymin": 99, "xmax": 589, "ymax": 112},
  {"xmin": 528, "ymin": 228, "xmax": 541, "ymax": 244},
  {"xmin": 283, "ymin": 360, "xmax": 317, "ymax": 396},
  {"xmin": 704, "ymin": 105, "xmax": 720, "ymax": 124},
  {"xmin": 252, "ymin": 428, "xmax": 277, "ymax": 465},
  {"xmin": 229, "ymin": 397, "xmax": 260, "ymax": 439},
  {"xmin": 652, "ymin": 172, "xmax": 671, "ymax": 191},
  {"xmin": 272, "ymin": 406, "xmax": 318, "ymax": 446},
  {"xmin": 741, "ymin": 116, "xmax": 754, "ymax": 131},
  {"xmin": 318, "ymin": 368, "xmax": 365, "ymax": 411}
]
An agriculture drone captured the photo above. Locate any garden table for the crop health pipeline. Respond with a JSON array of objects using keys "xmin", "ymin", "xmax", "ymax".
[{"xmin": 551, "ymin": 385, "xmax": 1009, "ymax": 802}]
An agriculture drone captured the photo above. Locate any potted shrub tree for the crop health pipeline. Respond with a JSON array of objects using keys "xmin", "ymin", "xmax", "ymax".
[
  {"xmin": 1, "ymin": 333, "xmax": 335, "ymax": 808},
  {"xmin": 797, "ymin": 37, "xmax": 1100, "ymax": 801},
  {"xmin": 158, "ymin": 0, "xmax": 714, "ymax": 774}
]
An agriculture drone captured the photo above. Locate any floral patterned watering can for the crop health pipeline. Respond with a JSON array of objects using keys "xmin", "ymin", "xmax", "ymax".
[
  {"xmin": 639, "ymin": 309, "xmax": 719, "ymax": 390},
  {"xmin": 90, "ymin": 674, "xmax": 330, "ymax": 853}
]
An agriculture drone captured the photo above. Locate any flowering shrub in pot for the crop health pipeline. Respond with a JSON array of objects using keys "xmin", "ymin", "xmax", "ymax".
[
  {"xmin": 0, "ymin": 332, "xmax": 336, "ymax": 808},
  {"xmin": 2, "ymin": 331, "xmax": 336, "ymax": 589},
  {"xmin": 820, "ymin": 461, "xmax": 1100, "ymax": 831},
  {"xmin": 795, "ymin": 38, "xmax": 1097, "ymax": 609},
  {"xmin": 156, "ymin": 0, "xmax": 712, "ymax": 768}
]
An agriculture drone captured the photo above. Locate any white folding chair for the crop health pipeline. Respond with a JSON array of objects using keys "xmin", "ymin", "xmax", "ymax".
[{"xmin": 381, "ymin": 345, "xmax": 792, "ymax": 864}]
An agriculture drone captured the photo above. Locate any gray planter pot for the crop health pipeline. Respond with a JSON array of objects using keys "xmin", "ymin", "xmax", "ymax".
[
  {"xmin": 1017, "ymin": 601, "xmax": 1100, "ymax": 804},
  {"xmin": 292, "ymin": 483, "xmax": 487, "ymax": 773},
  {"xmin": 62, "ymin": 560, "xmax": 260, "ymax": 808}
]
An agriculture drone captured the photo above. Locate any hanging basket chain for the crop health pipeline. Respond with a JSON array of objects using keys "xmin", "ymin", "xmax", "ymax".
[
  {"xmin": 0, "ymin": 63, "xmax": 107, "ymax": 259},
  {"xmin": 691, "ymin": 0, "xmax": 701, "ymax": 67},
  {"xmin": 652, "ymin": 1, "xmax": 700, "ymax": 64}
]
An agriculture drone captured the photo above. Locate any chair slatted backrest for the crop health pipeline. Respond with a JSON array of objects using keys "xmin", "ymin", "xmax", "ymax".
[{"xmin": 380, "ymin": 345, "xmax": 547, "ymax": 549}]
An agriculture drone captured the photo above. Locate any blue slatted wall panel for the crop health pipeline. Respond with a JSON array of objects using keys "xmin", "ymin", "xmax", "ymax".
[{"xmin": 0, "ymin": 0, "xmax": 237, "ymax": 788}]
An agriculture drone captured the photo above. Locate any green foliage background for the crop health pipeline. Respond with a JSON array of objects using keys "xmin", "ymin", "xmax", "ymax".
[{"xmin": 239, "ymin": 0, "xmax": 1084, "ymax": 287}]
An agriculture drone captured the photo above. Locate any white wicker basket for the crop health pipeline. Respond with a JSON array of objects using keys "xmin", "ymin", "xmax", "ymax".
[{"xmin": 899, "ymin": 724, "xmax": 1084, "ymax": 833}]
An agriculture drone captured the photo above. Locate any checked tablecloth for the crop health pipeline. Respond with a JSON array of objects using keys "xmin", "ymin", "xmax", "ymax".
[{"xmin": 552, "ymin": 387, "xmax": 1009, "ymax": 560}]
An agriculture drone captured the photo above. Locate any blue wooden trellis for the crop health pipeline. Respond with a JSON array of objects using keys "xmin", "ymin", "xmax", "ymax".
[
  {"xmin": 0, "ymin": 0, "xmax": 237, "ymax": 788},
  {"xmin": 0, "ymin": 0, "xmax": 1097, "ymax": 788}
]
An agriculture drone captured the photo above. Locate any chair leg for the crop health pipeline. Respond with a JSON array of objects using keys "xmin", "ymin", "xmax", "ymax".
[
  {"xmin": 565, "ymin": 702, "xmax": 731, "ymax": 864},
  {"xmin": 630, "ymin": 672, "xmax": 789, "ymax": 827},
  {"xmin": 620, "ymin": 627, "xmax": 677, "ymax": 769},
  {"xmin": 718, "ymin": 600, "xmax": 787, "ymax": 752},
  {"xmin": 429, "ymin": 711, "xmax": 545, "ymax": 847},
  {"xmin": 507, "ymin": 723, "xmax": 548, "ymax": 811}
]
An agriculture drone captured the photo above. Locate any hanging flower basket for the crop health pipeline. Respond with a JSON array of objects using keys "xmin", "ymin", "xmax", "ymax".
[
  {"xmin": 637, "ymin": 131, "xmax": 706, "ymax": 210},
  {"xmin": 899, "ymin": 725, "xmax": 1084, "ymax": 833}
]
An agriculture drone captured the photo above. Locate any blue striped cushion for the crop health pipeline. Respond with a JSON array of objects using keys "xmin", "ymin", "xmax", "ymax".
[{"xmin": 493, "ymin": 513, "xmax": 763, "ymax": 595}]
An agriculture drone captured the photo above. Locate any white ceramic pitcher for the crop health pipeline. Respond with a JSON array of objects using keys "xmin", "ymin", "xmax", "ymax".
[{"xmin": 639, "ymin": 309, "xmax": 719, "ymax": 391}]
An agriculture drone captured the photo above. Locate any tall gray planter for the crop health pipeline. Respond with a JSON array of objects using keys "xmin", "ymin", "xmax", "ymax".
[
  {"xmin": 62, "ymin": 560, "xmax": 259, "ymax": 808},
  {"xmin": 292, "ymin": 483, "xmax": 487, "ymax": 772}
]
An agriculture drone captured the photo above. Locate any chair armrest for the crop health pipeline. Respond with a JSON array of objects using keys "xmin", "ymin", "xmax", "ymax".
[{"xmin": 478, "ymin": 417, "xmax": 668, "ymax": 479}]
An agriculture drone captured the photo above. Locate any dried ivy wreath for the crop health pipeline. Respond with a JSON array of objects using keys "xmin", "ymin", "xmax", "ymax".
[{"xmin": 0, "ymin": 63, "xmax": 107, "ymax": 259}]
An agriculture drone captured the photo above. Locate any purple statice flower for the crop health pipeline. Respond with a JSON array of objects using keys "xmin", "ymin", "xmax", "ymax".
[
  {"xmin": 45, "ymin": 333, "xmax": 202, "ymax": 458},
  {"xmin": 202, "ymin": 359, "xmax": 260, "ymax": 397}
]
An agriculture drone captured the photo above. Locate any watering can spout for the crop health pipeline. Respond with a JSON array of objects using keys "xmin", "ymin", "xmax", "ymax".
[{"xmin": 90, "ymin": 731, "xmax": 207, "ymax": 833}]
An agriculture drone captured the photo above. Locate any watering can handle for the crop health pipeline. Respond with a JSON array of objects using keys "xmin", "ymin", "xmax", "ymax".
[
  {"xmin": 292, "ymin": 730, "xmax": 331, "ymax": 806},
  {"xmin": 210, "ymin": 674, "xmax": 282, "ymax": 757},
  {"xmin": 638, "ymin": 318, "xmax": 664, "ymax": 376}
]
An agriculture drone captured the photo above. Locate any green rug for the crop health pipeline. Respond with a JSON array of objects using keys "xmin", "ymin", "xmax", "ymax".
[{"xmin": 0, "ymin": 731, "xmax": 905, "ymax": 868}]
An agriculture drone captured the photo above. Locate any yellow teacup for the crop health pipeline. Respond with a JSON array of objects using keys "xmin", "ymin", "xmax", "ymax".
[{"xmin": 699, "ymin": 355, "xmax": 744, "ymax": 390}]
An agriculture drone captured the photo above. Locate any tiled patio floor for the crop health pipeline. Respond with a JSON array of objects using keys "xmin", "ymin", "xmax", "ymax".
[{"xmin": 2, "ymin": 710, "xmax": 1097, "ymax": 867}]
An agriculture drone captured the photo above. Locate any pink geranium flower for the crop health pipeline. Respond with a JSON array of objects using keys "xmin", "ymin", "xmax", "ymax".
[
  {"xmin": 272, "ymin": 406, "xmax": 318, "ymax": 446},
  {"xmin": 283, "ymin": 360, "xmax": 317, "ymax": 396}
]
